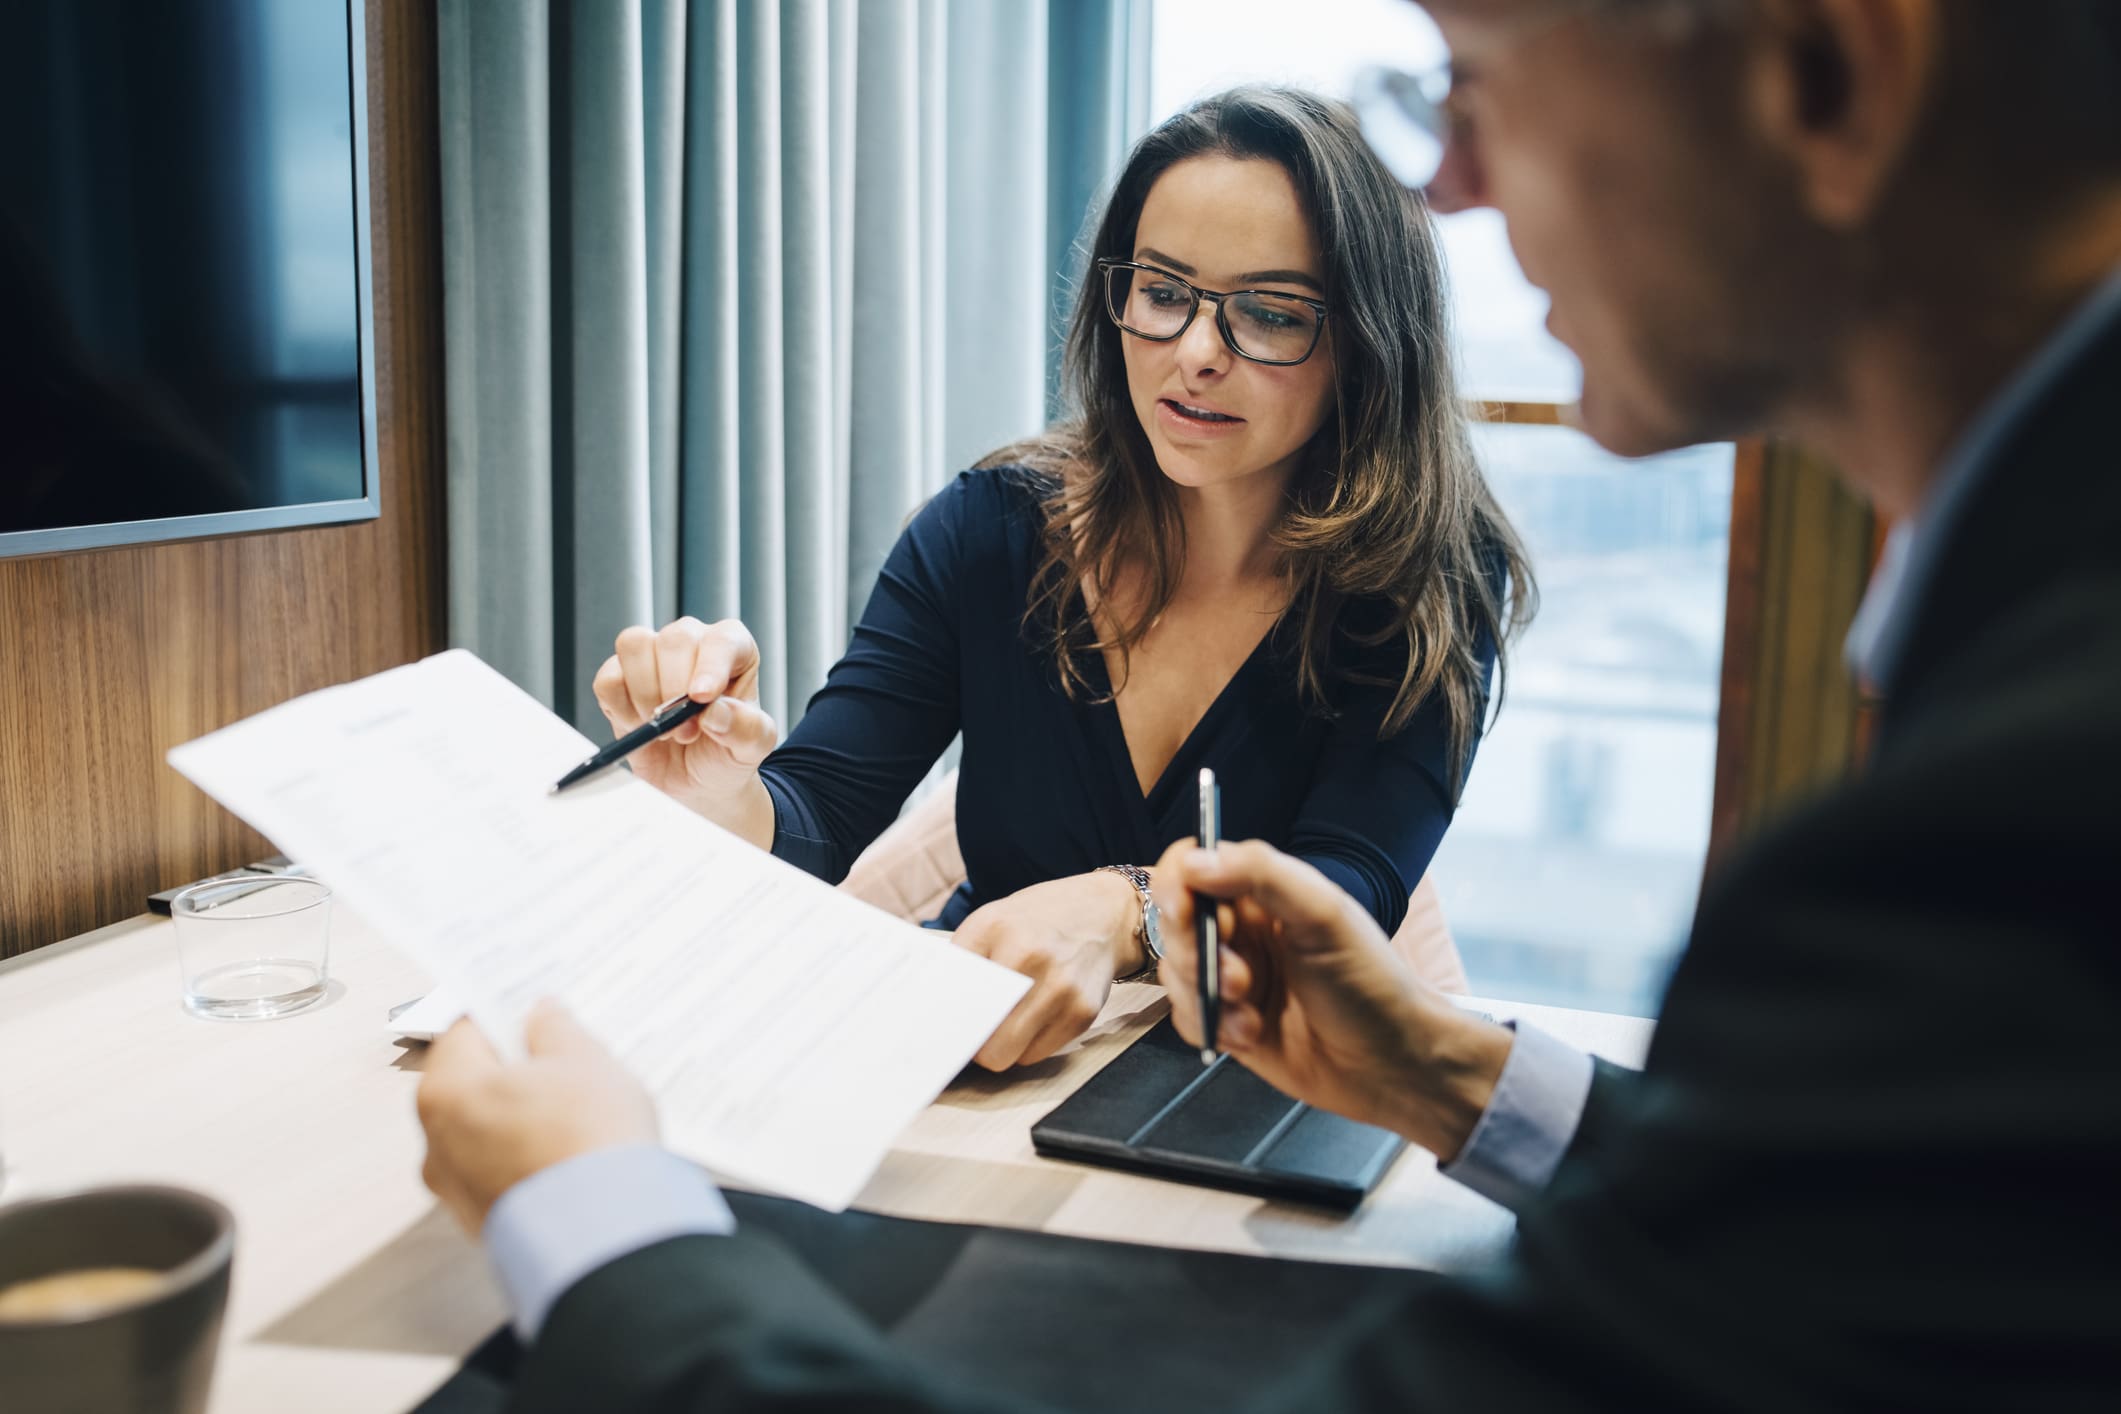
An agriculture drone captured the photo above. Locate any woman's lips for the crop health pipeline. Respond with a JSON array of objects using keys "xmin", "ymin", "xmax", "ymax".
[{"xmin": 1157, "ymin": 398, "xmax": 1246, "ymax": 435}]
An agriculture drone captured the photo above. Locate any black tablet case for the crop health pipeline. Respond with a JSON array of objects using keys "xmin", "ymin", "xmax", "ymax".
[{"xmin": 1030, "ymin": 1017, "xmax": 1406, "ymax": 1210}]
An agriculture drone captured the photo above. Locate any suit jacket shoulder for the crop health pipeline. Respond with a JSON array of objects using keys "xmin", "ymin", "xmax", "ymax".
[
  {"xmin": 512, "ymin": 1231, "xmax": 1036, "ymax": 1413},
  {"xmin": 1408, "ymin": 304, "xmax": 2121, "ymax": 1412}
]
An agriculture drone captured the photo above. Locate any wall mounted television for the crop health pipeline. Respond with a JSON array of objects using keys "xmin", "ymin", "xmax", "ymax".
[{"xmin": 0, "ymin": 0, "xmax": 378, "ymax": 558}]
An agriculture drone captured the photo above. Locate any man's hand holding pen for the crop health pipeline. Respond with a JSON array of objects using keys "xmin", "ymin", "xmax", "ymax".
[{"xmin": 1151, "ymin": 837, "xmax": 1515, "ymax": 1164}]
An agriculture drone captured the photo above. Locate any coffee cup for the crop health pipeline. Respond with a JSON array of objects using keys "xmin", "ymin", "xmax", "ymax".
[{"xmin": 0, "ymin": 1185, "xmax": 235, "ymax": 1414}]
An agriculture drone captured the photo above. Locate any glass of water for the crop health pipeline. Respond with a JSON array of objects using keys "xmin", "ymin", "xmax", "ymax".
[{"xmin": 171, "ymin": 876, "xmax": 332, "ymax": 1020}]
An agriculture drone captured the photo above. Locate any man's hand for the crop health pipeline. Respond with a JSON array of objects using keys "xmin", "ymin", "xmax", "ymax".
[
  {"xmin": 953, "ymin": 869, "xmax": 1146, "ymax": 1071},
  {"xmin": 1151, "ymin": 838, "xmax": 1513, "ymax": 1162},
  {"xmin": 416, "ymin": 1000, "xmax": 659, "ymax": 1235}
]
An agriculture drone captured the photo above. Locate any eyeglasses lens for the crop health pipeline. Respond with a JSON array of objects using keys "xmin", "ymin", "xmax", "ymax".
[
  {"xmin": 1105, "ymin": 266, "xmax": 1320, "ymax": 364},
  {"xmin": 1106, "ymin": 264, "xmax": 1191, "ymax": 339}
]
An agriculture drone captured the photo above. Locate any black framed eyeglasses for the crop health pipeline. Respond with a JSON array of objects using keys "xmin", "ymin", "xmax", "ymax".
[
  {"xmin": 1351, "ymin": 2, "xmax": 1595, "ymax": 189},
  {"xmin": 1097, "ymin": 259, "xmax": 1329, "ymax": 367},
  {"xmin": 1351, "ymin": 64, "xmax": 1452, "ymax": 189}
]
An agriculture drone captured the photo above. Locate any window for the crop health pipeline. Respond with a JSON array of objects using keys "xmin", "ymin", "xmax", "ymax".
[
  {"xmin": 1444, "ymin": 428, "xmax": 1730, "ymax": 1014},
  {"xmin": 1152, "ymin": 0, "xmax": 1735, "ymax": 1014}
]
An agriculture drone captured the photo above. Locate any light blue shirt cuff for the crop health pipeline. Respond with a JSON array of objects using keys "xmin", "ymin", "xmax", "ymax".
[
  {"xmin": 482, "ymin": 1143, "xmax": 735, "ymax": 1341},
  {"xmin": 1438, "ymin": 1021, "xmax": 1595, "ymax": 1213}
]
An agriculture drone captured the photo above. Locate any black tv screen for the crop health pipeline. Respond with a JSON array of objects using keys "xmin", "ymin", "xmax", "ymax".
[{"xmin": 0, "ymin": 0, "xmax": 376, "ymax": 556}]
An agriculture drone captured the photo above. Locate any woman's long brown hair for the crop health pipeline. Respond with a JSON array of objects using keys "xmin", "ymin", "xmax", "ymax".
[{"xmin": 984, "ymin": 86, "xmax": 1535, "ymax": 794}]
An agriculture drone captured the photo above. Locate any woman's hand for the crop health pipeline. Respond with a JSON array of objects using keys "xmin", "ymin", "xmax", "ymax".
[
  {"xmin": 1151, "ymin": 838, "xmax": 1512, "ymax": 1160},
  {"xmin": 953, "ymin": 870, "xmax": 1147, "ymax": 1071},
  {"xmin": 590, "ymin": 617, "xmax": 779, "ymax": 846}
]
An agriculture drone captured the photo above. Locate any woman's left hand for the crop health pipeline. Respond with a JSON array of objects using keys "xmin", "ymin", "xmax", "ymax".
[{"xmin": 953, "ymin": 871, "xmax": 1147, "ymax": 1070}]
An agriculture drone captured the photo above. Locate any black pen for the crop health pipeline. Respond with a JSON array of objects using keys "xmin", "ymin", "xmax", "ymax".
[
  {"xmin": 551, "ymin": 695, "xmax": 710, "ymax": 794},
  {"xmin": 1196, "ymin": 766, "xmax": 1221, "ymax": 1065}
]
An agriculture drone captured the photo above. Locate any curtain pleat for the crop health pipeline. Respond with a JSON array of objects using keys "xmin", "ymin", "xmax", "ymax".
[
  {"xmin": 441, "ymin": 0, "xmax": 1150, "ymax": 735},
  {"xmin": 916, "ymin": 0, "xmax": 947, "ymax": 497},
  {"xmin": 1046, "ymin": 0, "xmax": 1153, "ymax": 410},
  {"xmin": 733, "ymin": 0, "xmax": 788, "ymax": 723},
  {"xmin": 438, "ymin": 0, "xmax": 554, "ymax": 703},
  {"xmin": 560, "ymin": 1, "xmax": 654, "ymax": 729},
  {"xmin": 826, "ymin": 0, "xmax": 857, "ymax": 631},
  {"xmin": 677, "ymin": 0, "xmax": 741, "ymax": 632},
  {"xmin": 777, "ymin": 0, "xmax": 838, "ymax": 719},
  {"xmin": 641, "ymin": 0, "xmax": 688, "ymax": 627},
  {"xmin": 845, "ymin": 0, "xmax": 925, "ymax": 636},
  {"xmin": 940, "ymin": 1, "xmax": 1046, "ymax": 477}
]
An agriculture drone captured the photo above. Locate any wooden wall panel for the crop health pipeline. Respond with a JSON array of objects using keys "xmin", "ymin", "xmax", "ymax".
[
  {"xmin": 0, "ymin": 0, "xmax": 445, "ymax": 958},
  {"xmin": 1707, "ymin": 439, "xmax": 1874, "ymax": 868}
]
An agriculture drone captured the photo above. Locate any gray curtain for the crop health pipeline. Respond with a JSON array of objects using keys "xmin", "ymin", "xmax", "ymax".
[{"xmin": 439, "ymin": 0, "xmax": 1151, "ymax": 734}]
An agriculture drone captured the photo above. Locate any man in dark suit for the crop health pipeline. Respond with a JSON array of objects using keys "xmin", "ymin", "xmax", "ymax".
[{"xmin": 415, "ymin": 1, "xmax": 2121, "ymax": 1407}]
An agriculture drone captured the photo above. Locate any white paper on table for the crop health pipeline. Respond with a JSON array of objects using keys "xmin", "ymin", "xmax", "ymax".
[
  {"xmin": 167, "ymin": 649, "xmax": 1030, "ymax": 1212},
  {"xmin": 386, "ymin": 985, "xmax": 464, "ymax": 1041}
]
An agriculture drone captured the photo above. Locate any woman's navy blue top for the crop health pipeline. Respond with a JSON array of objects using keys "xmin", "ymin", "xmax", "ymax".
[{"xmin": 757, "ymin": 467, "xmax": 1489, "ymax": 935}]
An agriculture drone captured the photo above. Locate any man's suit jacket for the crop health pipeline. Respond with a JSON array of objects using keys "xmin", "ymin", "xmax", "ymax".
[{"xmin": 506, "ymin": 318, "xmax": 2121, "ymax": 1412}]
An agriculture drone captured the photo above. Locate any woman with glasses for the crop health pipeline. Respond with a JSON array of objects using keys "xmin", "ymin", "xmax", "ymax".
[{"xmin": 593, "ymin": 86, "xmax": 1533, "ymax": 1070}]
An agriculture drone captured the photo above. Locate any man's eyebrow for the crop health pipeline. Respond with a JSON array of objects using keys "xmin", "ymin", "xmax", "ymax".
[{"xmin": 1135, "ymin": 248, "xmax": 1324, "ymax": 294}]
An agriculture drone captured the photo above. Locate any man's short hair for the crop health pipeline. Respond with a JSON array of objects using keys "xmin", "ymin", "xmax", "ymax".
[
  {"xmin": 1603, "ymin": 1, "xmax": 2121, "ymax": 180},
  {"xmin": 1944, "ymin": 2, "xmax": 2121, "ymax": 177}
]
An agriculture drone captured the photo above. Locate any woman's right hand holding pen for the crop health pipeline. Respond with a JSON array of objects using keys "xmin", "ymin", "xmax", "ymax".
[
  {"xmin": 591, "ymin": 617, "xmax": 780, "ymax": 848},
  {"xmin": 1151, "ymin": 837, "xmax": 1515, "ymax": 1164}
]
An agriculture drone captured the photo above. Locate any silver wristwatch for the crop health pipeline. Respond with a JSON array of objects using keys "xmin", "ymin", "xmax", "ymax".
[{"xmin": 1096, "ymin": 863, "xmax": 1163, "ymax": 982}]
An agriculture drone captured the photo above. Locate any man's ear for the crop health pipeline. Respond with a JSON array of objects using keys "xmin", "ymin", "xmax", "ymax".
[{"xmin": 1745, "ymin": 0, "xmax": 1943, "ymax": 227}]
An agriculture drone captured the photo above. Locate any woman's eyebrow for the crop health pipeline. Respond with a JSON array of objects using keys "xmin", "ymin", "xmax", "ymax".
[
  {"xmin": 1238, "ymin": 268, "xmax": 1323, "ymax": 292},
  {"xmin": 1133, "ymin": 247, "xmax": 1195, "ymax": 275},
  {"xmin": 1135, "ymin": 248, "xmax": 1323, "ymax": 293}
]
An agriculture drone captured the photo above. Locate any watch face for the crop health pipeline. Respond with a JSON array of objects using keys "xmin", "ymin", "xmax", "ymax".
[{"xmin": 1142, "ymin": 898, "xmax": 1163, "ymax": 959}]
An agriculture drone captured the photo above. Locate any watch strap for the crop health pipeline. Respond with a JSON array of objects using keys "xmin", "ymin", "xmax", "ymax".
[{"xmin": 1096, "ymin": 864, "xmax": 1161, "ymax": 982}]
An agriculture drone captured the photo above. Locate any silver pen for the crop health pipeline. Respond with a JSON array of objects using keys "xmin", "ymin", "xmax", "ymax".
[{"xmin": 1196, "ymin": 767, "xmax": 1221, "ymax": 1065}]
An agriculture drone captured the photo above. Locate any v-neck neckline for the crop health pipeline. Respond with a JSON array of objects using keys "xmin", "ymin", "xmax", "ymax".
[{"xmin": 1075, "ymin": 602, "xmax": 1280, "ymax": 823}]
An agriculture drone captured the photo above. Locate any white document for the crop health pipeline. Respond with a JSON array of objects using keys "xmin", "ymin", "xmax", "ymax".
[
  {"xmin": 168, "ymin": 649, "xmax": 1029, "ymax": 1212},
  {"xmin": 386, "ymin": 985, "xmax": 464, "ymax": 1041}
]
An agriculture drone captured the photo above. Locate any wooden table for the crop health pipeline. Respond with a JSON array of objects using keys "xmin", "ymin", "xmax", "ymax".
[{"xmin": 0, "ymin": 908, "xmax": 1652, "ymax": 1413}]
